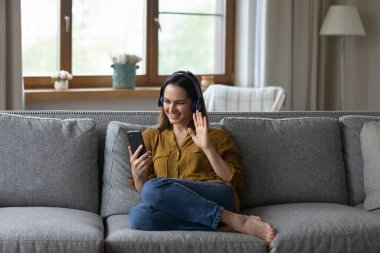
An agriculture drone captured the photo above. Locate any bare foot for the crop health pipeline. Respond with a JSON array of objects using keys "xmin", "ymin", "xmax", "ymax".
[
  {"xmin": 252, "ymin": 215, "xmax": 263, "ymax": 221},
  {"xmin": 237, "ymin": 215, "xmax": 276, "ymax": 245},
  {"xmin": 221, "ymin": 211, "xmax": 276, "ymax": 246},
  {"xmin": 217, "ymin": 218, "xmax": 263, "ymax": 233}
]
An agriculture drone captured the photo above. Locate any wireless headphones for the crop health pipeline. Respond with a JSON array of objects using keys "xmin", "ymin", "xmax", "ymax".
[{"xmin": 158, "ymin": 71, "xmax": 203, "ymax": 112}]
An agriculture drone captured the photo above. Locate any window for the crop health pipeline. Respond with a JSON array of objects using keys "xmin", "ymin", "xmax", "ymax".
[{"xmin": 21, "ymin": 0, "xmax": 235, "ymax": 89}]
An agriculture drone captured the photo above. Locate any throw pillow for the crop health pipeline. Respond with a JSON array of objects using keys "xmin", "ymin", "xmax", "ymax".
[
  {"xmin": 101, "ymin": 121, "xmax": 151, "ymax": 218},
  {"xmin": 339, "ymin": 115, "xmax": 380, "ymax": 206},
  {"xmin": 360, "ymin": 122, "xmax": 380, "ymax": 211},
  {"xmin": 0, "ymin": 113, "xmax": 98, "ymax": 212}
]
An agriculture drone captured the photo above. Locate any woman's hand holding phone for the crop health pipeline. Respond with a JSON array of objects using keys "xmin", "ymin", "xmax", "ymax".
[{"xmin": 127, "ymin": 132, "xmax": 152, "ymax": 192}]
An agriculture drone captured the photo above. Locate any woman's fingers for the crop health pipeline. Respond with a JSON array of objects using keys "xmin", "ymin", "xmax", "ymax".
[
  {"xmin": 131, "ymin": 151, "xmax": 152, "ymax": 179},
  {"xmin": 197, "ymin": 110, "xmax": 203, "ymax": 127},
  {"xmin": 128, "ymin": 146, "xmax": 133, "ymax": 157},
  {"xmin": 203, "ymin": 113, "xmax": 208, "ymax": 126},
  {"xmin": 193, "ymin": 112, "xmax": 198, "ymax": 127},
  {"xmin": 193, "ymin": 110, "xmax": 206, "ymax": 128},
  {"xmin": 130, "ymin": 146, "xmax": 151, "ymax": 169}
]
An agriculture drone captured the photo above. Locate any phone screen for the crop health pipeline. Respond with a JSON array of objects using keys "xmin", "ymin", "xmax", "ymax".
[{"xmin": 127, "ymin": 131, "xmax": 147, "ymax": 158}]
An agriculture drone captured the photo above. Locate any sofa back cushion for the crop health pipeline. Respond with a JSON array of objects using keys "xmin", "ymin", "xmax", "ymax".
[
  {"xmin": 221, "ymin": 117, "xmax": 348, "ymax": 209},
  {"xmin": 339, "ymin": 115, "xmax": 380, "ymax": 206},
  {"xmin": 0, "ymin": 113, "xmax": 99, "ymax": 213}
]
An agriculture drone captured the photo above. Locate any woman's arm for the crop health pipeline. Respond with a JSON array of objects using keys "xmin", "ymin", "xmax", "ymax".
[
  {"xmin": 188, "ymin": 111, "xmax": 233, "ymax": 181},
  {"xmin": 128, "ymin": 145, "xmax": 152, "ymax": 192},
  {"xmin": 202, "ymin": 143, "xmax": 234, "ymax": 181}
]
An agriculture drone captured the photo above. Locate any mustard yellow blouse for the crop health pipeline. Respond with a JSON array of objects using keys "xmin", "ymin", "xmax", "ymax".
[{"xmin": 142, "ymin": 127, "xmax": 244, "ymax": 211}]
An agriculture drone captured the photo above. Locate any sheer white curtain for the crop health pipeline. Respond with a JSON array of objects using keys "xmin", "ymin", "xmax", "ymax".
[
  {"xmin": 0, "ymin": 0, "xmax": 24, "ymax": 110},
  {"xmin": 260, "ymin": 0, "xmax": 332, "ymax": 110},
  {"xmin": 235, "ymin": 0, "xmax": 332, "ymax": 110},
  {"xmin": 235, "ymin": 0, "xmax": 265, "ymax": 87}
]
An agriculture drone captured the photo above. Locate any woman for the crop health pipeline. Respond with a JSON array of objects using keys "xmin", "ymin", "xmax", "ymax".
[{"xmin": 128, "ymin": 71, "xmax": 276, "ymax": 245}]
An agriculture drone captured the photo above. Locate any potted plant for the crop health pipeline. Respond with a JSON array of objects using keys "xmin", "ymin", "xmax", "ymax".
[
  {"xmin": 110, "ymin": 53, "xmax": 142, "ymax": 89},
  {"xmin": 51, "ymin": 70, "xmax": 73, "ymax": 90}
]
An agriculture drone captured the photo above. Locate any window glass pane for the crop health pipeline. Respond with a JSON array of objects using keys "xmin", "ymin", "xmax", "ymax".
[
  {"xmin": 158, "ymin": 0, "xmax": 225, "ymax": 75},
  {"xmin": 72, "ymin": 0, "xmax": 146, "ymax": 76},
  {"xmin": 159, "ymin": 0, "xmax": 219, "ymax": 14},
  {"xmin": 21, "ymin": 0, "xmax": 59, "ymax": 76}
]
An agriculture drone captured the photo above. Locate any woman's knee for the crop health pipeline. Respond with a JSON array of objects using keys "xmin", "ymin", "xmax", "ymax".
[
  {"xmin": 129, "ymin": 204, "xmax": 153, "ymax": 230},
  {"xmin": 140, "ymin": 177, "xmax": 173, "ymax": 206}
]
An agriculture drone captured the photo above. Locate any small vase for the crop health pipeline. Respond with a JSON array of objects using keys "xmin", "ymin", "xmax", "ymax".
[
  {"xmin": 54, "ymin": 80, "xmax": 69, "ymax": 90},
  {"xmin": 201, "ymin": 75, "xmax": 214, "ymax": 89}
]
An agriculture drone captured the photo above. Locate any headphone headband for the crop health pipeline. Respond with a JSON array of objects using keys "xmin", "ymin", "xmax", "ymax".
[{"xmin": 158, "ymin": 71, "xmax": 203, "ymax": 112}]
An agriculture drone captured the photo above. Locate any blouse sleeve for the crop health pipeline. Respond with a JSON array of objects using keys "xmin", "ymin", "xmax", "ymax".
[{"xmin": 212, "ymin": 128, "xmax": 245, "ymax": 192}]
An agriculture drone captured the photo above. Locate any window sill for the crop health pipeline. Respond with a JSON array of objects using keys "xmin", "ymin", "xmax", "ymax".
[{"xmin": 24, "ymin": 87, "xmax": 161, "ymax": 101}]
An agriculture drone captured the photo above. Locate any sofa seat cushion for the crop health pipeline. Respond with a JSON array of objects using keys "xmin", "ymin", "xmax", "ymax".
[
  {"xmin": 104, "ymin": 215, "xmax": 267, "ymax": 253},
  {"xmin": 245, "ymin": 203, "xmax": 380, "ymax": 253},
  {"xmin": 0, "ymin": 207, "xmax": 104, "ymax": 253},
  {"xmin": 354, "ymin": 203, "xmax": 380, "ymax": 216},
  {"xmin": 370, "ymin": 209, "xmax": 380, "ymax": 216},
  {"xmin": 221, "ymin": 117, "xmax": 347, "ymax": 209},
  {"xmin": 0, "ymin": 113, "xmax": 99, "ymax": 212}
]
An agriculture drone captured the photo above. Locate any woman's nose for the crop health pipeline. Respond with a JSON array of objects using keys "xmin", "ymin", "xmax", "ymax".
[{"xmin": 169, "ymin": 104, "xmax": 177, "ymax": 112}]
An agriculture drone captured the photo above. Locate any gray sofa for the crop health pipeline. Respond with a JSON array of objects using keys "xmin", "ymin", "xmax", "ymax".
[{"xmin": 1, "ymin": 110, "xmax": 380, "ymax": 253}]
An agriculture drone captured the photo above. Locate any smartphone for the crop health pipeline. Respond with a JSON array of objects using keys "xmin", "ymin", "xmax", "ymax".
[{"xmin": 127, "ymin": 131, "xmax": 147, "ymax": 158}]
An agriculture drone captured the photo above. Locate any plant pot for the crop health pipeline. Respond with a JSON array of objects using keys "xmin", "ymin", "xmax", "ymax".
[
  {"xmin": 111, "ymin": 64, "xmax": 138, "ymax": 89},
  {"xmin": 54, "ymin": 80, "xmax": 69, "ymax": 90}
]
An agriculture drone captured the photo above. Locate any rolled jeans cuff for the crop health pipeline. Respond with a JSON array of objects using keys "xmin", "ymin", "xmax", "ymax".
[{"xmin": 211, "ymin": 206, "xmax": 224, "ymax": 229}]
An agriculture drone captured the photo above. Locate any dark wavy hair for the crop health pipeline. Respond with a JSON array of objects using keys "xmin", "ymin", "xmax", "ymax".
[{"xmin": 156, "ymin": 71, "xmax": 208, "ymax": 131}]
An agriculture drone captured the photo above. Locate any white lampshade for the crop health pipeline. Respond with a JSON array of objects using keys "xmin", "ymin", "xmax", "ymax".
[{"xmin": 320, "ymin": 5, "xmax": 366, "ymax": 36}]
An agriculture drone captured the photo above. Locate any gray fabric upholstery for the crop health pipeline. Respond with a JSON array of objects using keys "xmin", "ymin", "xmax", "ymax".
[
  {"xmin": 360, "ymin": 122, "xmax": 380, "ymax": 211},
  {"xmin": 0, "ymin": 113, "xmax": 99, "ymax": 213},
  {"xmin": 370, "ymin": 208, "xmax": 380, "ymax": 216},
  {"xmin": 0, "ymin": 207, "xmax": 103, "ymax": 253},
  {"xmin": 101, "ymin": 121, "xmax": 151, "ymax": 218},
  {"xmin": 4, "ymin": 110, "xmax": 379, "ymax": 170},
  {"xmin": 221, "ymin": 117, "xmax": 348, "ymax": 209},
  {"xmin": 104, "ymin": 215, "xmax": 267, "ymax": 253},
  {"xmin": 1, "ymin": 111, "xmax": 380, "ymax": 253},
  {"xmin": 354, "ymin": 203, "xmax": 380, "ymax": 216},
  {"xmin": 339, "ymin": 115, "xmax": 380, "ymax": 206},
  {"xmin": 244, "ymin": 203, "xmax": 380, "ymax": 253}
]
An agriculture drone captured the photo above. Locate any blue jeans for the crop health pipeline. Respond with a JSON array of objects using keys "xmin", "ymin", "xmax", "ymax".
[{"xmin": 128, "ymin": 177, "xmax": 235, "ymax": 231}]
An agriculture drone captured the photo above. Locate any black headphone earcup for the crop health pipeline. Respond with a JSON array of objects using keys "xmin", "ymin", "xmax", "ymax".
[
  {"xmin": 158, "ymin": 86, "xmax": 164, "ymax": 107},
  {"xmin": 192, "ymin": 99, "xmax": 202, "ymax": 112},
  {"xmin": 191, "ymin": 100, "xmax": 197, "ymax": 112}
]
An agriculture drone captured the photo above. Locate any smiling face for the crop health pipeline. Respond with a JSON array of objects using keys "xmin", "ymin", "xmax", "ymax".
[{"xmin": 163, "ymin": 84, "xmax": 193, "ymax": 128}]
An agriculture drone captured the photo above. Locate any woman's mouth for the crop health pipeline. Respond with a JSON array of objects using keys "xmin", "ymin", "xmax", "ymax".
[{"xmin": 168, "ymin": 113, "xmax": 181, "ymax": 120}]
